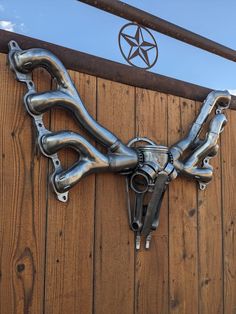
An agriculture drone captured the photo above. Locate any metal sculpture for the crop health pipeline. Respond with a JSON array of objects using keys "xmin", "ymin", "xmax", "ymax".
[
  {"xmin": 8, "ymin": 40, "xmax": 231, "ymax": 249},
  {"xmin": 118, "ymin": 23, "xmax": 158, "ymax": 69}
]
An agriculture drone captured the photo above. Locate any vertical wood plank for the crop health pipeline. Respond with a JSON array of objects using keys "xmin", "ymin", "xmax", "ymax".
[
  {"xmin": 94, "ymin": 79, "xmax": 135, "ymax": 314},
  {"xmin": 168, "ymin": 96, "xmax": 198, "ymax": 314},
  {"xmin": 197, "ymin": 103, "xmax": 223, "ymax": 314},
  {"xmin": 44, "ymin": 72, "xmax": 96, "ymax": 314},
  {"xmin": 221, "ymin": 109, "xmax": 236, "ymax": 314},
  {"xmin": 135, "ymin": 89, "xmax": 169, "ymax": 314},
  {"xmin": 0, "ymin": 54, "xmax": 49, "ymax": 313}
]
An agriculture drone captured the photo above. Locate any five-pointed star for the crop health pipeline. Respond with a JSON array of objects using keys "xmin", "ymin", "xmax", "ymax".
[{"xmin": 121, "ymin": 26, "xmax": 156, "ymax": 67}]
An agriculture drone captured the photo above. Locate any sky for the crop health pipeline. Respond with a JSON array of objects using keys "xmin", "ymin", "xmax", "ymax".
[{"xmin": 0, "ymin": 0, "xmax": 236, "ymax": 91}]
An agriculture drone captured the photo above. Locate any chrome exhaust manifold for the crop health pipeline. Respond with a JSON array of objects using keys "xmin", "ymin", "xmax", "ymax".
[
  {"xmin": 8, "ymin": 40, "xmax": 231, "ymax": 249},
  {"xmin": 8, "ymin": 40, "xmax": 138, "ymax": 202}
]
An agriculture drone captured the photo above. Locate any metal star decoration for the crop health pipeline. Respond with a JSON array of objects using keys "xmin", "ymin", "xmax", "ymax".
[{"xmin": 118, "ymin": 23, "xmax": 158, "ymax": 69}]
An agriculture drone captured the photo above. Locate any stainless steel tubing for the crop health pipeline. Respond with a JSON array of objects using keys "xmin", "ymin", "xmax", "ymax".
[
  {"xmin": 12, "ymin": 48, "xmax": 76, "ymax": 89},
  {"xmin": 170, "ymin": 90, "xmax": 231, "ymax": 162},
  {"xmin": 180, "ymin": 113, "xmax": 227, "ymax": 181},
  {"xmin": 42, "ymin": 131, "xmax": 138, "ymax": 192}
]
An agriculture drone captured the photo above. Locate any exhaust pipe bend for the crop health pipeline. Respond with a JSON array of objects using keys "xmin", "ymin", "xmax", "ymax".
[
  {"xmin": 170, "ymin": 90, "xmax": 231, "ymax": 162},
  {"xmin": 12, "ymin": 48, "xmax": 75, "ymax": 92},
  {"xmin": 25, "ymin": 90, "xmax": 118, "ymax": 147},
  {"xmin": 42, "ymin": 131, "xmax": 138, "ymax": 192},
  {"xmin": 177, "ymin": 113, "xmax": 227, "ymax": 182}
]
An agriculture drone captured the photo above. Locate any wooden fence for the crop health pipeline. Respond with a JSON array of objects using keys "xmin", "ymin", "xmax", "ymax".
[{"xmin": 0, "ymin": 51, "xmax": 235, "ymax": 314}]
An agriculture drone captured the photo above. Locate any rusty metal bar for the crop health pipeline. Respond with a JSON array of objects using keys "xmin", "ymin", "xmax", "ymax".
[
  {"xmin": 78, "ymin": 0, "xmax": 236, "ymax": 62},
  {"xmin": 0, "ymin": 30, "xmax": 236, "ymax": 109}
]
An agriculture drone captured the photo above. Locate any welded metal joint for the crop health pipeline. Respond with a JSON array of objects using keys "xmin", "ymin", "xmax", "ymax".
[{"xmin": 8, "ymin": 40, "xmax": 231, "ymax": 250}]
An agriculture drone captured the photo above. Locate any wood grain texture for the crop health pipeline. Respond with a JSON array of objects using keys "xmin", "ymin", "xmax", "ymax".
[
  {"xmin": 168, "ymin": 96, "xmax": 199, "ymax": 314},
  {"xmin": 0, "ymin": 54, "xmax": 49, "ymax": 313},
  {"xmin": 197, "ymin": 102, "xmax": 224, "ymax": 314},
  {"xmin": 94, "ymin": 79, "xmax": 135, "ymax": 314},
  {"xmin": 221, "ymin": 109, "xmax": 236, "ymax": 314},
  {"xmin": 44, "ymin": 71, "xmax": 96, "ymax": 314},
  {"xmin": 135, "ymin": 89, "xmax": 169, "ymax": 314}
]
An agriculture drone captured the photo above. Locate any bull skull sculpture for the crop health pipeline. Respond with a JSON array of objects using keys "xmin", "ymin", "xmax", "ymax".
[{"xmin": 8, "ymin": 40, "xmax": 231, "ymax": 249}]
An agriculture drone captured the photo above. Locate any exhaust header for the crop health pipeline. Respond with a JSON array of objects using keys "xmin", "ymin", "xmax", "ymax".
[{"xmin": 8, "ymin": 40, "xmax": 231, "ymax": 250}]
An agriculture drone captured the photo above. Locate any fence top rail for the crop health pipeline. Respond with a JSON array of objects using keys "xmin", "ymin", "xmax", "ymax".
[
  {"xmin": 0, "ymin": 29, "xmax": 236, "ymax": 109},
  {"xmin": 78, "ymin": 0, "xmax": 236, "ymax": 63}
]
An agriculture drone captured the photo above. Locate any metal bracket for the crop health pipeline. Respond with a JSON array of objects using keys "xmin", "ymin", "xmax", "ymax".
[{"xmin": 8, "ymin": 40, "xmax": 68, "ymax": 202}]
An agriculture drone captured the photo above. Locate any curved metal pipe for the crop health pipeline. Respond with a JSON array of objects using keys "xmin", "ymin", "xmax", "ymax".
[
  {"xmin": 54, "ymin": 160, "xmax": 97, "ymax": 192},
  {"xmin": 42, "ymin": 131, "xmax": 138, "ymax": 192},
  {"xmin": 41, "ymin": 131, "xmax": 109, "ymax": 164},
  {"xmin": 170, "ymin": 90, "xmax": 231, "ymax": 161},
  {"xmin": 12, "ymin": 48, "xmax": 75, "ymax": 92},
  {"xmin": 177, "ymin": 113, "xmax": 227, "ymax": 182}
]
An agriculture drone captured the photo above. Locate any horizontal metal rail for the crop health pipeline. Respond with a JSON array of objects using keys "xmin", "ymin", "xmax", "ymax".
[
  {"xmin": 78, "ymin": 0, "xmax": 236, "ymax": 62},
  {"xmin": 1, "ymin": 29, "xmax": 236, "ymax": 109}
]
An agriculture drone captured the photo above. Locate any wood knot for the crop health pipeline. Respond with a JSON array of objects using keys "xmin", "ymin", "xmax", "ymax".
[
  {"xmin": 201, "ymin": 278, "xmax": 211, "ymax": 287},
  {"xmin": 170, "ymin": 298, "xmax": 179, "ymax": 308},
  {"xmin": 17, "ymin": 264, "xmax": 25, "ymax": 273},
  {"xmin": 188, "ymin": 208, "xmax": 196, "ymax": 217},
  {"xmin": 204, "ymin": 278, "xmax": 211, "ymax": 285},
  {"xmin": 182, "ymin": 250, "xmax": 187, "ymax": 260}
]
